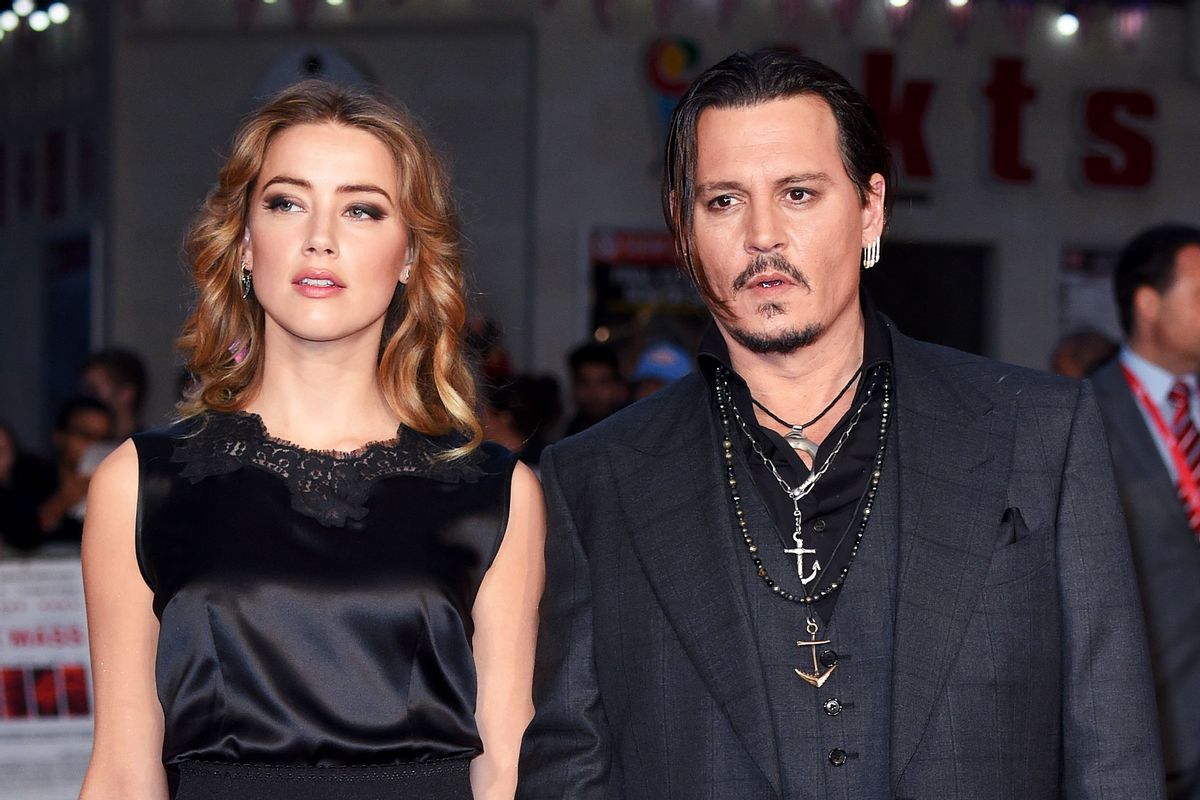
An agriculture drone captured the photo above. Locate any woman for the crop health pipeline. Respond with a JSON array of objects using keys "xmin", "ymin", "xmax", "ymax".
[{"xmin": 79, "ymin": 81, "xmax": 544, "ymax": 800}]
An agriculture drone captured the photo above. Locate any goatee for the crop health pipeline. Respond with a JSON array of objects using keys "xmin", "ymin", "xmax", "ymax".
[
  {"xmin": 728, "ymin": 321, "xmax": 823, "ymax": 355},
  {"xmin": 725, "ymin": 253, "xmax": 821, "ymax": 354}
]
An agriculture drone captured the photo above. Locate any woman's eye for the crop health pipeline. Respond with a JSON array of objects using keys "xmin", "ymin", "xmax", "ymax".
[
  {"xmin": 347, "ymin": 204, "xmax": 384, "ymax": 220},
  {"xmin": 266, "ymin": 197, "xmax": 299, "ymax": 213}
]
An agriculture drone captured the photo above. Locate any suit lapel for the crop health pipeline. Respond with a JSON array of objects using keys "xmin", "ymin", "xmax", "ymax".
[
  {"xmin": 609, "ymin": 379, "xmax": 783, "ymax": 797},
  {"xmin": 887, "ymin": 335, "xmax": 1016, "ymax": 786}
]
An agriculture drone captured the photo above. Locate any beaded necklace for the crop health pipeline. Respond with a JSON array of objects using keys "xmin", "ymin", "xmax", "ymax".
[{"xmin": 714, "ymin": 365, "xmax": 892, "ymax": 687}]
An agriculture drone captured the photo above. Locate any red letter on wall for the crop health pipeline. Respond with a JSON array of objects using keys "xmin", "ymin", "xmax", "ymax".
[
  {"xmin": 984, "ymin": 58, "xmax": 1037, "ymax": 183},
  {"xmin": 863, "ymin": 51, "xmax": 935, "ymax": 180},
  {"xmin": 1083, "ymin": 90, "xmax": 1156, "ymax": 188}
]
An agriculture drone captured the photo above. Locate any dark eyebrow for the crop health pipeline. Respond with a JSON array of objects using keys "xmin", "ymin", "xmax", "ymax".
[
  {"xmin": 695, "ymin": 172, "xmax": 834, "ymax": 196},
  {"xmin": 776, "ymin": 172, "xmax": 833, "ymax": 187},
  {"xmin": 260, "ymin": 176, "xmax": 394, "ymax": 205},
  {"xmin": 696, "ymin": 180, "xmax": 745, "ymax": 196},
  {"xmin": 260, "ymin": 175, "xmax": 309, "ymax": 192},
  {"xmin": 338, "ymin": 183, "xmax": 394, "ymax": 204}
]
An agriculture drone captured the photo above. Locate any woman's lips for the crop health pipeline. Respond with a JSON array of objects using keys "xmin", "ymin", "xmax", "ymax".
[{"xmin": 293, "ymin": 271, "xmax": 345, "ymax": 298}]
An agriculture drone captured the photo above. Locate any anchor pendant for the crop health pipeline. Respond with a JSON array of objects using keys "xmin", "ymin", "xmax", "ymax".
[
  {"xmin": 785, "ymin": 427, "xmax": 819, "ymax": 460},
  {"xmin": 795, "ymin": 637, "xmax": 836, "ymax": 687},
  {"xmin": 795, "ymin": 618, "xmax": 836, "ymax": 688}
]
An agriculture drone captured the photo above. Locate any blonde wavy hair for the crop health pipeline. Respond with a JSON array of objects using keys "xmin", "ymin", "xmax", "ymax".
[{"xmin": 177, "ymin": 79, "xmax": 480, "ymax": 454}]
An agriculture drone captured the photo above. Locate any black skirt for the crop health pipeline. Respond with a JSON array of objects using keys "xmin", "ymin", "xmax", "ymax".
[{"xmin": 171, "ymin": 759, "xmax": 473, "ymax": 800}]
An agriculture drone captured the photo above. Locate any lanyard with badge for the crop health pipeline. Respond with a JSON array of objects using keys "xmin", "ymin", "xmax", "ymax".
[{"xmin": 1121, "ymin": 363, "xmax": 1200, "ymax": 512}]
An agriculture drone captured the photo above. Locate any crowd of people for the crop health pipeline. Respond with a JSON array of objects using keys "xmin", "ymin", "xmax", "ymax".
[
  {"xmin": 0, "ymin": 47, "xmax": 1194, "ymax": 800},
  {"xmin": 0, "ymin": 350, "xmax": 145, "ymax": 556},
  {"xmin": 0, "ymin": 327, "xmax": 695, "ymax": 557}
]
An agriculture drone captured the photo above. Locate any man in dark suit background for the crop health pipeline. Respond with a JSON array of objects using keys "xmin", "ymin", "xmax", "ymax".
[
  {"xmin": 518, "ymin": 49, "xmax": 1164, "ymax": 799},
  {"xmin": 1091, "ymin": 224, "xmax": 1200, "ymax": 800}
]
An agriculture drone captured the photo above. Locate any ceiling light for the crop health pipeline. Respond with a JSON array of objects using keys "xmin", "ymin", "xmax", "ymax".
[
  {"xmin": 1055, "ymin": 11, "xmax": 1080, "ymax": 37},
  {"xmin": 29, "ymin": 9, "xmax": 49, "ymax": 30},
  {"xmin": 48, "ymin": 2, "xmax": 70, "ymax": 24},
  {"xmin": 0, "ymin": 10, "xmax": 19, "ymax": 31},
  {"xmin": 13, "ymin": 0, "xmax": 34, "ymax": 17}
]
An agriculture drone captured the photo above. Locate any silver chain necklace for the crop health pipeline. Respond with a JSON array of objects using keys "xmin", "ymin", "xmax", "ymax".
[
  {"xmin": 715, "ymin": 366, "xmax": 892, "ymax": 687},
  {"xmin": 724, "ymin": 368, "xmax": 876, "ymax": 587}
]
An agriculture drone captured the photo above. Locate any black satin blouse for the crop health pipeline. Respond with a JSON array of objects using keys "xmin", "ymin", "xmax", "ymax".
[{"xmin": 131, "ymin": 413, "xmax": 516, "ymax": 790}]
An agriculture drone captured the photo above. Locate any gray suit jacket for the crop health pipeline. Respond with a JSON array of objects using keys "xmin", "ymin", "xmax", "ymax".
[
  {"xmin": 518, "ymin": 330, "xmax": 1165, "ymax": 799},
  {"xmin": 1092, "ymin": 359, "xmax": 1200, "ymax": 799}
]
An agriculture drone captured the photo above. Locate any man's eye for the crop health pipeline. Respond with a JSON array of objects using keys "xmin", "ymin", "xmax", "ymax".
[
  {"xmin": 787, "ymin": 189, "xmax": 810, "ymax": 202},
  {"xmin": 710, "ymin": 195, "xmax": 736, "ymax": 209}
]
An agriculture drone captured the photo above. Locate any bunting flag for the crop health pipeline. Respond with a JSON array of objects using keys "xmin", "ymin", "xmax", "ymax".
[
  {"xmin": 999, "ymin": 0, "xmax": 1035, "ymax": 44},
  {"xmin": 234, "ymin": 0, "xmax": 259, "ymax": 30},
  {"xmin": 884, "ymin": 0, "xmax": 918, "ymax": 38},
  {"xmin": 593, "ymin": 0, "xmax": 616, "ymax": 29},
  {"xmin": 829, "ymin": 0, "xmax": 860, "ymax": 36},
  {"xmin": 290, "ymin": 0, "xmax": 320, "ymax": 29},
  {"xmin": 946, "ymin": 3, "xmax": 973, "ymax": 44},
  {"xmin": 718, "ymin": 0, "xmax": 742, "ymax": 29},
  {"xmin": 654, "ymin": 0, "xmax": 674, "ymax": 29},
  {"xmin": 775, "ymin": 0, "xmax": 807, "ymax": 30},
  {"xmin": 1069, "ymin": 3, "xmax": 1095, "ymax": 41},
  {"xmin": 1115, "ymin": 6, "xmax": 1148, "ymax": 49}
]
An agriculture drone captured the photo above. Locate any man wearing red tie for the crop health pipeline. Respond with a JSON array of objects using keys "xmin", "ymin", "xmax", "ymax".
[{"xmin": 1092, "ymin": 223, "xmax": 1200, "ymax": 800}]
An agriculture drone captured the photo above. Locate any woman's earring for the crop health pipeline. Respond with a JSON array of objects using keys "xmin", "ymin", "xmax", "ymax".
[
  {"xmin": 240, "ymin": 257, "xmax": 252, "ymax": 299},
  {"xmin": 862, "ymin": 238, "xmax": 881, "ymax": 270},
  {"xmin": 401, "ymin": 266, "xmax": 412, "ymax": 284}
]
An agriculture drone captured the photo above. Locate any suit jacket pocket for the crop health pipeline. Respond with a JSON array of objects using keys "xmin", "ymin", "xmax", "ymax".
[{"xmin": 985, "ymin": 508, "xmax": 1052, "ymax": 586}]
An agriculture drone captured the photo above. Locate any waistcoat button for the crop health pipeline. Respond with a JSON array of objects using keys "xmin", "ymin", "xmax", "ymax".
[
  {"xmin": 823, "ymin": 698, "xmax": 843, "ymax": 716},
  {"xmin": 829, "ymin": 748, "xmax": 848, "ymax": 767}
]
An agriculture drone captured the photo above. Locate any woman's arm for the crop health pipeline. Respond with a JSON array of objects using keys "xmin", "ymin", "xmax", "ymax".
[
  {"xmin": 78, "ymin": 440, "xmax": 168, "ymax": 800},
  {"xmin": 470, "ymin": 461, "xmax": 546, "ymax": 800}
]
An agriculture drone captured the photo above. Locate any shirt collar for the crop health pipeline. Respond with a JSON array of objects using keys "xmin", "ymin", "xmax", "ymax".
[{"xmin": 1120, "ymin": 346, "xmax": 1200, "ymax": 406}]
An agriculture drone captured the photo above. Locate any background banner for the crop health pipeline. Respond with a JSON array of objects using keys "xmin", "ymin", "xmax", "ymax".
[{"xmin": 0, "ymin": 559, "xmax": 92, "ymax": 800}]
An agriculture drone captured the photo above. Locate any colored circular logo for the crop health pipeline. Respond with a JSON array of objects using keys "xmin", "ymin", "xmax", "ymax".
[{"xmin": 645, "ymin": 38, "xmax": 700, "ymax": 96}]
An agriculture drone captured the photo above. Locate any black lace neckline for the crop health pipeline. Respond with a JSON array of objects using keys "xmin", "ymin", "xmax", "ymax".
[{"xmin": 172, "ymin": 411, "xmax": 484, "ymax": 528}]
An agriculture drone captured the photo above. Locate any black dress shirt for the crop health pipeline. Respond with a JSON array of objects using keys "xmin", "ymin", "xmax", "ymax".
[{"xmin": 700, "ymin": 297, "xmax": 894, "ymax": 622}]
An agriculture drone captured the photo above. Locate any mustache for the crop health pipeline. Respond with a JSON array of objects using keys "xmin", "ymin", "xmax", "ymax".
[{"xmin": 731, "ymin": 254, "xmax": 811, "ymax": 292}]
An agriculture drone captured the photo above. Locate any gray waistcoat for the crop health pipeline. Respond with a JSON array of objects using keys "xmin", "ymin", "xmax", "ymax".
[{"xmin": 729, "ymin": 436, "xmax": 900, "ymax": 800}]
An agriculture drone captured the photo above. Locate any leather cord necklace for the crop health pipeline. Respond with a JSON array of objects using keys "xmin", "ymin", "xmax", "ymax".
[{"xmin": 751, "ymin": 364, "xmax": 864, "ymax": 459}]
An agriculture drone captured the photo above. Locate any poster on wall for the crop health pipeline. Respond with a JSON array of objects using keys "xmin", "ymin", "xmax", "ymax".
[
  {"xmin": 588, "ymin": 227, "xmax": 707, "ymax": 350},
  {"xmin": 0, "ymin": 560, "xmax": 93, "ymax": 800}
]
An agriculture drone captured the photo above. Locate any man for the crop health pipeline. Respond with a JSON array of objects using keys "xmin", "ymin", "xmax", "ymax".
[
  {"xmin": 1091, "ymin": 224, "xmax": 1200, "ymax": 800},
  {"xmin": 563, "ymin": 341, "xmax": 628, "ymax": 435},
  {"xmin": 518, "ymin": 50, "xmax": 1163, "ymax": 799},
  {"xmin": 79, "ymin": 347, "xmax": 147, "ymax": 440},
  {"xmin": 4, "ymin": 397, "xmax": 113, "ymax": 552}
]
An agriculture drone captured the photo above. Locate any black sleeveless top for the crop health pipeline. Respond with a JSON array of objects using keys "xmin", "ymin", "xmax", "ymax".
[{"xmin": 132, "ymin": 413, "xmax": 516, "ymax": 795}]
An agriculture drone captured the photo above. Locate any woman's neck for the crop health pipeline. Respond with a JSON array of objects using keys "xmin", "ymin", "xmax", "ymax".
[{"xmin": 245, "ymin": 328, "xmax": 400, "ymax": 452}]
